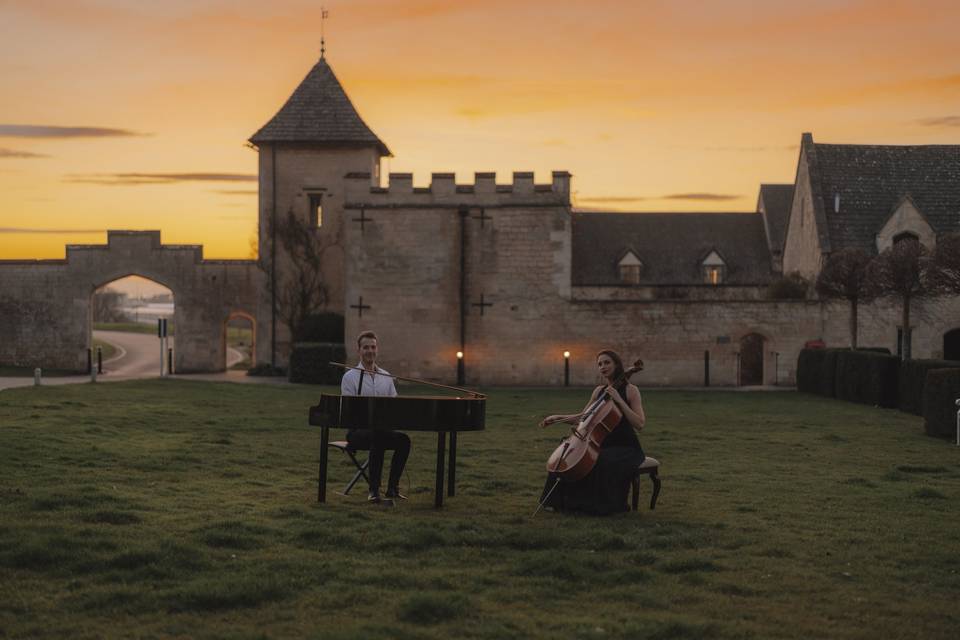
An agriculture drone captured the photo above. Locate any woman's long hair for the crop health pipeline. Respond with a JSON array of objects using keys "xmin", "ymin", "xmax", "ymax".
[{"xmin": 596, "ymin": 349, "xmax": 625, "ymax": 383}]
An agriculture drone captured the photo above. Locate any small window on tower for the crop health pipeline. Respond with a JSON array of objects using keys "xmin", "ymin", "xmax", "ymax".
[{"xmin": 309, "ymin": 194, "xmax": 323, "ymax": 228}]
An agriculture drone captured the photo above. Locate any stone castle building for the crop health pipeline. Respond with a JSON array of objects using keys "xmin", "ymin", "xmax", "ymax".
[{"xmin": 2, "ymin": 54, "xmax": 959, "ymax": 385}]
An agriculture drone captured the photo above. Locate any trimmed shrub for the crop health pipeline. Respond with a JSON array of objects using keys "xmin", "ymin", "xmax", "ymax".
[
  {"xmin": 898, "ymin": 359, "xmax": 960, "ymax": 416},
  {"xmin": 767, "ymin": 272, "xmax": 809, "ymax": 299},
  {"xmin": 922, "ymin": 368, "xmax": 960, "ymax": 439},
  {"xmin": 797, "ymin": 348, "xmax": 826, "ymax": 394},
  {"xmin": 288, "ymin": 343, "xmax": 347, "ymax": 384},
  {"xmin": 246, "ymin": 363, "xmax": 286, "ymax": 377},
  {"xmin": 835, "ymin": 350, "xmax": 899, "ymax": 408},
  {"xmin": 298, "ymin": 313, "xmax": 344, "ymax": 343}
]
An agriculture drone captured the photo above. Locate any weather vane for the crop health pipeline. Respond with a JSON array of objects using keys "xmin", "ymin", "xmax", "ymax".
[{"xmin": 321, "ymin": 7, "xmax": 329, "ymax": 58}]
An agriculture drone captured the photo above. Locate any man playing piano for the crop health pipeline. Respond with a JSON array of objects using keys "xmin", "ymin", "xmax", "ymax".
[{"xmin": 341, "ymin": 331, "xmax": 411, "ymax": 504}]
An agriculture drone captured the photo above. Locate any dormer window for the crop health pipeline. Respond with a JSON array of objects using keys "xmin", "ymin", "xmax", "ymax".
[
  {"xmin": 618, "ymin": 251, "xmax": 643, "ymax": 285},
  {"xmin": 702, "ymin": 250, "xmax": 726, "ymax": 285}
]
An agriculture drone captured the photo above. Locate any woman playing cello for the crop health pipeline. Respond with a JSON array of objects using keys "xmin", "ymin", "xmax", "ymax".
[{"xmin": 538, "ymin": 349, "xmax": 646, "ymax": 515}]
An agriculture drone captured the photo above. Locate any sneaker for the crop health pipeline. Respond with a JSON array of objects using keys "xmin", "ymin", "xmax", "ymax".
[
  {"xmin": 367, "ymin": 492, "xmax": 381, "ymax": 504},
  {"xmin": 385, "ymin": 487, "xmax": 407, "ymax": 500}
]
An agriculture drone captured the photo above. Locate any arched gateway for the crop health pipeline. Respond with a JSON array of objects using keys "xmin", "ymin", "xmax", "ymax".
[{"xmin": 0, "ymin": 231, "xmax": 262, "ymax": 373}]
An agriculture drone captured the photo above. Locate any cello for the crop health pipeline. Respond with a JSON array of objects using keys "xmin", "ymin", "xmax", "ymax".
[{"xmin": 543, "ymin": 358, "xmax": 644, "ymax": 482}]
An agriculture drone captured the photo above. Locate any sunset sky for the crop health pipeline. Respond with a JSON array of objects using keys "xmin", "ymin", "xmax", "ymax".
[{"xmin": 2, "ymin": 0, "xmax": 959, "ymax": 260}]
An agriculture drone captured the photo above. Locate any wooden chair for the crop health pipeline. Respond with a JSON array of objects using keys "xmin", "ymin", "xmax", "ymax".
[
  {"xmin": 630, "ymin": 456, "xmax": 662, "ymax": 510},
  {"xmin": 328, "ymin": 441, "xmax": 369, "ymax": 496}
]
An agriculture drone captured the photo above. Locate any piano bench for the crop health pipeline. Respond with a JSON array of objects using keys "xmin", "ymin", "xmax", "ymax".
[
  {"xmin": 630, "ymin": 457, "xmax": 662, "ymax": 511},
  {"xmin": 328, "ymin": 441, "xmax": 369, "ymax": 496}
]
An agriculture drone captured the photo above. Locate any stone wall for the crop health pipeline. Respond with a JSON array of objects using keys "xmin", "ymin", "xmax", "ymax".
[
  {"xmin": 782, "ymin": 144, "xmax": 823, "ymax": 277},
  {"xmin": 0, "ymin": 231, "xmax": 261, "ymax": 372}
]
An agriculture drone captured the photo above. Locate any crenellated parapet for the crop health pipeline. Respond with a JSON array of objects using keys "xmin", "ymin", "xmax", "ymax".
[
  {"xmin": 65, "ymin": 230, "xmax": 204, "ymax": 263},
  {"xmin": 344, "ymin": 170, "xmax": 571, "ymax": 208}
]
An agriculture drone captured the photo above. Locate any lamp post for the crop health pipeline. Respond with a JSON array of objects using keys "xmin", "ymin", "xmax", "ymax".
[
  {"xmin": 563, "ymin": 351, "xmax": 570, "ymax": 387},
  {"xmin": 456, "ymin": 351, "xmax": 464, "ymax": 385}
]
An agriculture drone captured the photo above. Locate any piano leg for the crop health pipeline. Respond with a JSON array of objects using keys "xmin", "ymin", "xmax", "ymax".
[
  {"xmin": 318, "ymin": 426, "xmax": 329, "ymax": 503},
  {"xmin": 448, "ymin": 431, "xmax": 457, "ymax": 497},
  {"xmin": 435, "ymin": 431, "xmax": 446, "ymax": 508}
]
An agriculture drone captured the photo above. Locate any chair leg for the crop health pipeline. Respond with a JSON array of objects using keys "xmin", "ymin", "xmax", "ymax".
[
  {"xmin": 631, "ymin": 475, "xmax": 640, "ymax": 511},
  {"xmin": 342, "ymin": 451, "xmax": 370, "ymax": 496},
  {"xmin": 649, "ymin": 471, "xmax": 661, "ymax": 510}
]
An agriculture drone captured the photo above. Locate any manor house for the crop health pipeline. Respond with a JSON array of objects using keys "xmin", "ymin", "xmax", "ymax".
[{"xmin": 2, "ymin": 54, "xmax": 959, "ymax": 385}]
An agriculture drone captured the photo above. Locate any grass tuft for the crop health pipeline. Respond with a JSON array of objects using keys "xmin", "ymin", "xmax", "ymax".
[
  {"xmin": 195, "ymin": 521, "xmax": 271, "ymax": 550},
  {"xmin": 897, "ymin": 465, "xmax": 948, "ymax": 474},
  {"xmin": 80, "ymin": 510, "xmax": 142, "ymax": 525},
  {"xmin": 167, "ymin": 573, "xmax": 291, "ymax": 612},
  {"xmin": 913, "ymin": 487, "xmax": 948, "ymax": 499},
  {"xmin": 396, "ymin": 592, "xmax": 470, "ymax": 625},
  {"xmin": 659, "ymin": 558, "xmax": 722, "ymax": 574}
]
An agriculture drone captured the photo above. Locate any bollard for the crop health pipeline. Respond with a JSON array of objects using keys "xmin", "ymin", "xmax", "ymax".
[
  {"xmin": 34, "ymin": 368, "xmax": 41, "ymax": 386},
  {"xmin": 97, "ymin": 346, "xmax": 103, "ymax": 374},
  {"xmin": 955, "ymin": 398, "xmax": 960, "ymax": 447},
  {"xmin": 87, "ymin": 348, "xmax": 92, "ymax": 374},
  {"xmin": 168, "ymin": 348, "xmax": 173, "ymax": 375}
]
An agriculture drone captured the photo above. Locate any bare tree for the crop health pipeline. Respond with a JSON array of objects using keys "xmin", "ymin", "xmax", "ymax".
[
  {"xmin": 92, "ymin": 289, "xmax": 130, "ymax": 323},
  {"xmin": 816, "ymin": 248, "xmax": 875, "ymax": 349},
  {"xmin": 260, "ymin": 208, "xmax": 336, "ymax": 343},
  {"xmin": 866, "ymin": 238, "xmax": 942, "ymax": 359},
  {"xmin": 932, "ymin": 231, "xmax": 960, "ymax": 293}
]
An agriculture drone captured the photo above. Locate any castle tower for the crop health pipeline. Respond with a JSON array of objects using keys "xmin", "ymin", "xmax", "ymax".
[{"xmin": 249, "ymin": 56, "xmax": 390, "ymax": 362}]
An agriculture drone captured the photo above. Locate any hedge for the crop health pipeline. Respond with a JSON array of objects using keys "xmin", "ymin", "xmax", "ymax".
[
  {"xmin": 834, "ymin": 350, "xmax": 899, "ymax": 408},
  {"xmin": 921, "ymin": 368, "xmax": 960, "ymax": 439},
  {"xmin": 898, "ymin": 359, "xmax": 960, "ymax": 416},
  {"xmin": 796, "ymin": 349, "xmax": 826, "ymax": 395},
  {"xmin": 819, "ymin": 350, "xmax": 840, "ymax": 397},
  {"xmin": 288, "ymin": 342, "xmax": 347, "ymax": 384}
]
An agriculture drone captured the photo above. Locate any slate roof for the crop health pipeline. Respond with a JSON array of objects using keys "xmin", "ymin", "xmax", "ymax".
[
  {"xmin": 757, "ymin": 184, "xmax": 794, "ymax": 255},
  {"xmin": 808, "ymin": 136, "xmax": 960, "ymax": 252},
  {"xmin": 249, "ymin": 57, "xmax": 390, "ymax": 155},
  {"xmin": 571, "ymin": 212, "xmax": 776, "ymax": 286}
]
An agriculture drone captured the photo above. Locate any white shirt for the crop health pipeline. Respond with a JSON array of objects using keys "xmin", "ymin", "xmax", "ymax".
[{"xmin": 341, "ymin": 362, "xmax": 397, "ymax": 397}]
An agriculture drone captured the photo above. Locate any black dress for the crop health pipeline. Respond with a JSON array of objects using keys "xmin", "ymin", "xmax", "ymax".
[{"xmin": 540, "ymin": 383, "xmax": 645, "ymax": 515}]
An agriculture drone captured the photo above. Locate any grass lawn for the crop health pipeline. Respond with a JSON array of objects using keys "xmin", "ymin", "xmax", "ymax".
[
  {"xmin": 94, "ymin": 322, "xmax": 172, "ymax": 335},
  {"xmin": 0, "ymin": 382, "xmax": 958, "ymax": 639},
  {"xmin": 92, "ymin": 338, "xmax": 117, "ymax": 362},
  {"xmin": 0, "ymin": 367, "xmax": 79, "ymax": 377}
]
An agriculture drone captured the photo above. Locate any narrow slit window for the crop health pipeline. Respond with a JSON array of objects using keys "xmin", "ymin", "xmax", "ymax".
[{"xmin": 309, "ymin": 194, "xmax": 323, "ymax": 228}]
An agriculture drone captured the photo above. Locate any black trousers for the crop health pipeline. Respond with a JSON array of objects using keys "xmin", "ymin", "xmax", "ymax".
[{"xmin": 346, "ymin": 429, "xmax": 411, "ymax": 494}]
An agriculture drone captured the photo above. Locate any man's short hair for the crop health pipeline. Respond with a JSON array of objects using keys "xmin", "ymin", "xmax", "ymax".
[{"xmin": 357, "ymin": 330, "xmax": 378, "ymax": 348}]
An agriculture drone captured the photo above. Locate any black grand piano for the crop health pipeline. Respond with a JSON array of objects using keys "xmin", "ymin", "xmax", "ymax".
[{"xmin": 309, "ymin": 393, "xmax": 486, "ymax": 507}]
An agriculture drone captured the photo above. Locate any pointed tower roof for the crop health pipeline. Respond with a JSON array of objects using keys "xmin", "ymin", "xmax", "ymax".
[{"xmin": 249, "ymin": 57, "xmax": 391, "ymax": 156}]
